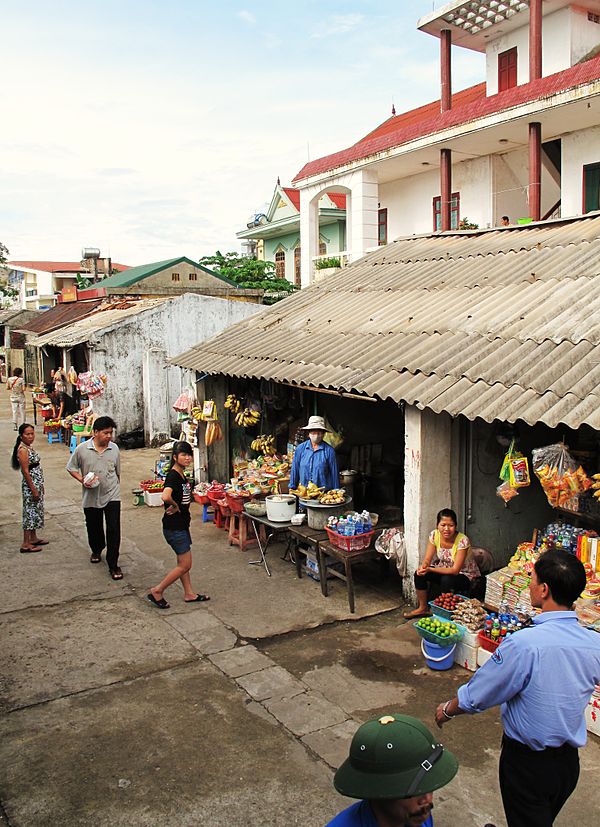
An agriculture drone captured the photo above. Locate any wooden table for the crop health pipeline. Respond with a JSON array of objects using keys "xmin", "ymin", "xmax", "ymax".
[
  {"xmin": 287, "ymin": 524, "xmax": 328, "ymax": 579},
  {"xmin": 317, "ymin": 540, "xmax": 380, "ymax": 614}
]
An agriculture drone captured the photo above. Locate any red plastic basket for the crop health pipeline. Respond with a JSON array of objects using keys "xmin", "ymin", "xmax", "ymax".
[
  {"xmin": 477, "ymin": 631, "xmax": 500, "ymax": 653},
  {"xmin": 325, "ymin": 527, "xmax": 375, "ymax": 552},
  {"xmin": 226, "ymin": 492, "xmax": 250, "ymax": 513},
  {"xmin": 193, "ymin": 492, "xmax": 210, "ymax": 505}
]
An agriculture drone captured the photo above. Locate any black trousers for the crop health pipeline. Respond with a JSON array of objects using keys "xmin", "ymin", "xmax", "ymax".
[
  {"xmin": 499, "ymin": 735, "xmax": 579, "ymax": 827},
  {"xmin": 83, "ymin": 500, "xmax": 121, "ymax": 570},
  {"xmin": 413, "ymin": 569, "xmax": 471, "ymax": 598}
]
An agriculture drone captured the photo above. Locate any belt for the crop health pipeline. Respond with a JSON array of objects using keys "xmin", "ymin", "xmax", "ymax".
[{"xmin": 503, "ymin": 734, "xmax": 576, "ymax": 754}]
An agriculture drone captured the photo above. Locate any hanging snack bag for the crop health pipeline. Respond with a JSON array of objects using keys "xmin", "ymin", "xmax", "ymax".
[
  {"xmin": 532, "ymin": 442, "xmax": 592, "ymax": 508},
  {"xmin": 509, "ymin": 455, "xmax": 530, "ymax": 488},
  {"xmin": 496, "ymin": 481, "xmax": 519, "ymax": 503}
]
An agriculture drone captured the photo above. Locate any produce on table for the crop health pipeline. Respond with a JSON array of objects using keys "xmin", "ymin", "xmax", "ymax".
[
  {"xmin": 289, "ymin": 481, "xmax": 325, "ymax": 500},
  {"xmin": 416, "ymin": 617, "xmax": 459, "ymax": 638},
  {"xmin": 140, "ymin": 479, "xmax": 165, "ymax": 492},
  {"xmin": 451, "ymin": 598, "xmax": 487, "ymax": 631},
  {"xmin": 432, "ymin": 592, "xmax": 465, "ymax": 611},
  {"xmin": 319, "ymin": 488, "xmax": 346, "ymax": 505}
]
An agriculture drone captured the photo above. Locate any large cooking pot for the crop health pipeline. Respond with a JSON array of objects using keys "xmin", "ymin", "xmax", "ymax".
[{"xmin": 265, "ymin": 494, "xmax": 296, "ymax": 522}]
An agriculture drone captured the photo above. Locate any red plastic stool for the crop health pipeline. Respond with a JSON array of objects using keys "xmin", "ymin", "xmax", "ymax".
[{"xmin": 217, "ymin": 499, "xmax": 231, "ymax": 532}]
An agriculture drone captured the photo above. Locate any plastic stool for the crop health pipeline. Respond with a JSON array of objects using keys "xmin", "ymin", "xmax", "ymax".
[
  {"xmin": 70, "ymin": 432, "xmax": 91, "ymax": 454},
  {"xmin": 47, "ymin": 431, "xmax": 63, "ymax": 444},
  {"xmin": 228, "ymin": 512, "xmax": 258, "ymax": 551},
  {"xmin": 202, "ymin": 503, "xmax": 214, "ymax": 523}
]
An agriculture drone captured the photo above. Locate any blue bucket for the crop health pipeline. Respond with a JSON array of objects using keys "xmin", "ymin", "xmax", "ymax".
[{"xmin": 421, "ymin": 639, "xmax": 456, "ymax": 671}]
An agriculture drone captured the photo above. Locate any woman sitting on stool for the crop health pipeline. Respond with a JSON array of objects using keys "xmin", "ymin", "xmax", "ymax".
[{"xmin": 404, "ymin": 508, "xmax": 481, "ymax": 619}]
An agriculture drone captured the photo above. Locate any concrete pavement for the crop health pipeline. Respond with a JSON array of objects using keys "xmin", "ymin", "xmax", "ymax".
[{"xmin": 0, "ymin": 392, "xmax": 599, "ymax": 826}]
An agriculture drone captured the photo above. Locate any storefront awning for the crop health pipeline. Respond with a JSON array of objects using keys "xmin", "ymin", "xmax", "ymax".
[{"xmin": 171, "ymin": 214, "xmax": 600, "ymax": 430}]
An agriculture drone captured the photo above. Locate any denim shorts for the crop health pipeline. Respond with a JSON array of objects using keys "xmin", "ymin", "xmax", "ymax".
[{"xmin": 163, "ymin": 528, "xmax": 192, "ymax": 555}]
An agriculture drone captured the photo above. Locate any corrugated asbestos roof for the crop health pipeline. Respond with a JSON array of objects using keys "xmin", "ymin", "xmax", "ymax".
[
  {"xmin": 30, "ymin": 299, "xmax": 169, "ymax": 347},
  {"xmin": 171, "ymin": 214, "xmax": 600, "ymax": 430}
]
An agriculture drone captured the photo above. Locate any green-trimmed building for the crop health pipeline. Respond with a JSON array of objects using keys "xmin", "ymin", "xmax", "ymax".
[
  {"xmin": 80, "ymin": 256, "xmax": 262, "ymax": 303},
  {"xmin": 236, "ymin": 183, "xmax": 346, "ymax": 286}
]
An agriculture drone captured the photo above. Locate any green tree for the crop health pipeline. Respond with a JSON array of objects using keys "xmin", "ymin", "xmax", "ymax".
[
  {"xmin": 0, "ymin": 241, "xmax": 19, "ymax": 307},
  {"xmin": 199, "ymin": 251, "xmax": 297, "ymax": 305}
]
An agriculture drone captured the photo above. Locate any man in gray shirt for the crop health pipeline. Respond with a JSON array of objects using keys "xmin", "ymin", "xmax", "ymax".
[{"xmin": 66, "ymin": 416, "xmax": 123, "ymax": 580}]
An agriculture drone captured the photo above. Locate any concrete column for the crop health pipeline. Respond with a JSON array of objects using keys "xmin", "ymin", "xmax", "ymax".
[
  {"xmin": 300, "ymin": 189, "xmax": 320, "ymax": 287},
  {"xmin": 440, "ymin": 29, "xmax": 452, "ymax": 112},
  {"xmin": 529, "ymin": 121, "xmax": 542, "ymax": 221},
  {"xmin": 404, "ymin": 406, "xmax": 452, "ymax": 600},
  {"xmin": 349, "ymin": 170, "xmax": 379, "ymax": 262},
  {"xmin": 142, "ymin": 347, "xmax": 170, "ymax": 447},
  {"xmin": 440, "ymin": 148, "xmax": 452, "ymax": 231},
  {"xmin": 529, "ymin": 0, "xmax": 542, "ymax": 81}
]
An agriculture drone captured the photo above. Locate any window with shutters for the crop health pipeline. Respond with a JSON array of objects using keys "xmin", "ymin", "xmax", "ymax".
[
  {"xmin": 171, "ymin": 272, "xmax": 180, "ymax": 282},
  {"xmin": 275, "ymin": 250, "xmax": 286, "ymax": 279},
  {"xmin": 188, "ymin": 272, "xmax": 197, "ymax": 281},
  {"xmin": 583, "ymin": 163, "xmax": 600, "ymax": 213},
  {"xmin": 498, "ymin": 47, "xmax": 517, "ymax": 92}
]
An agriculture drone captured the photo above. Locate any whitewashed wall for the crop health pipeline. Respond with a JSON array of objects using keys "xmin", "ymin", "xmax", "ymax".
[
  {"xmin": 562, "ymin": 124, "xmax": 600, "ymax": 217},
  {"xmin": 89, "ymin": 294, "xmax": 263, "ymax": 435}
]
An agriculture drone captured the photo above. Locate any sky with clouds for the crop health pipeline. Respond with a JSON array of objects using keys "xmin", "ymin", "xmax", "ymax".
[{"xmin": 1, "ymin": 1, "xmax": 484, "ymax": 265}]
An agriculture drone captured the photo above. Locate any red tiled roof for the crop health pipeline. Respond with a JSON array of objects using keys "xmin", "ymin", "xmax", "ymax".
[
  {"xmin": 283, "ymin": 187, "xmax": 300, "ymax": 210},
  {"xmin": 293, "ymin": 56, "xmax": 600, "ymax": 182},
  {"xmin": 8, "ymin": 261, "xmax": 130, "ymax": 273},
  {"xmin": 21, "ymin": 299, "xmax": 104, "ymax": 335},
  {"xmin": 282, "ymin": 187, "xmax": 346, "ymax": 211},
  {"xmin": 327, "ymin": 193, "xmax": 347, "ymax": 209}
]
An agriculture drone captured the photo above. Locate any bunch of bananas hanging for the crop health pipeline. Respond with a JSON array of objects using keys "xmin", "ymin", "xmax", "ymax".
[
  {"xmin": 191, "ymin": 406, "xmax": 203, "ymax": 422},
  {"xmin": 234, "ymin": 408, "xmax": 260, "ymax": 428},
  {"xmin": 250, "ymin": 434, "xmax": 276, "ymax": 455},
  {"xmin": 592, "ymin": 473, "xmax": 600, "ymax": 499},
  {"xmin": 224, "ymin": 394, "xmax": 241, "ymax": 415},
  {"xmin": 205, "ymin": 421, "xmax": 223, "ymax": 446}
]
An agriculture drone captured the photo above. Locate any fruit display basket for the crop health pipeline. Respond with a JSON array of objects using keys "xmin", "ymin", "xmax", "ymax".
[
  {"xmin": 477, "ymin": 631, "xmax": 501, "ymax": 653},
  {"xmin": 325, "ymin": 527, "xmax": 375, "ymax": 552},
  {"xmin": 429, "ymin": 594, "xmax": 469, "ymax": 621},
  {"xmin": 413, "ymin": 619, "xmax": 465, "ymax": 646},
  {"xmin": 140, "ymin": 479, "xmax": 165, "ymax": 493}
]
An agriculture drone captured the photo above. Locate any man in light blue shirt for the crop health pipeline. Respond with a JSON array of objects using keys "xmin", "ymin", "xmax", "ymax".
[
  {"xmin": 289, "ymin": 415, "xmax": 339, "ymax": 492},
  {"xmin": 435, "ymin": 549, "xmax": 600, "ymax": 827}
]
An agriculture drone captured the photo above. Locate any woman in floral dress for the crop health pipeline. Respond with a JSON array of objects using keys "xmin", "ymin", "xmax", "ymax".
[{"xmin": 11, "ymin": 423, "xmax": 47, "ymax": 553}]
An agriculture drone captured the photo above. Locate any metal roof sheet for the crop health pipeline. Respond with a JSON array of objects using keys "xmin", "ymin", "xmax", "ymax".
[
  {"xmin": 31, "ymin": 299, "xmax": 169, "ymax": 347},
  {"xmin": 22, "ymin": 299, "xmax": 105, "ymax": 335},
  {"xmin": 170, "ymin": 214, "xmax": 600, "ymax": 429}
]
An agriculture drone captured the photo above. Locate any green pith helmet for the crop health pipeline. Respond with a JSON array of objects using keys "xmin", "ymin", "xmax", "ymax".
[{"xmin": 334, "ymin": 714, "xmax": 458, "ymax": 800}]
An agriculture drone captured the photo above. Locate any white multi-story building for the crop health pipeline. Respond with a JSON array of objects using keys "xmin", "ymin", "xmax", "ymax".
[
  {"xmin": 4, "ymin": 260, "xmax": 127, "ymax": 309},
  {"xmin": 293, "ymin": 0, "xmax": 600, "ymax": 285}
]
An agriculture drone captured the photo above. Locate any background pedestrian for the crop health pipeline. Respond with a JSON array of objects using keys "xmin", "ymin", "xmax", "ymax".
[
  {"xmin": 66, "ymin": 415, "xmax": 123, "ymax": 580},
  {"xmin": 6, "ymin": 367, "xmax": 26, "ymax": 430},
  {"xmin": 11, "ymin": 423, "xmax": 47, "ymax": 553}
]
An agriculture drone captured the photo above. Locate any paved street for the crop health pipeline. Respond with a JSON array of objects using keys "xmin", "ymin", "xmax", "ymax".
[{"xmin": 0, "ymin": 393, "xmax": 599, "ymax": 827}]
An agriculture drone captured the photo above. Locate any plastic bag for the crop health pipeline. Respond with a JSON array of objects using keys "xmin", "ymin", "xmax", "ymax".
[
  {"xmin": 496, "ymin": 482, "xmax": 519, "ymax": 503},
  {"xmin": 173, "ymin": 390, "xmax": 191, "ymax": 413},
  {"xmin": 532, "ymin": 442, "xmax": 592, "ymax": 508},
  {"xmin": 323, "ymin": 417, "xmax": 344, "ymax": 450},
  {"xmin": 375, "ymin": 527, "xmax": 407, "ymax": 577}
]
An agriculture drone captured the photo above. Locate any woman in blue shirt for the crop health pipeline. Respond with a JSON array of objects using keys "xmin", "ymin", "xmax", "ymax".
[{"xmin": 289, "ymin": 415, "xmax": 339, "ymax": 492}]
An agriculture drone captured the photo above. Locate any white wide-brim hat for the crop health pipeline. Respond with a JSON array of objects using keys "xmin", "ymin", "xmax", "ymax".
[{"xmin": 301, "ymin": 415, "xmax": 329, "ymax": 431}]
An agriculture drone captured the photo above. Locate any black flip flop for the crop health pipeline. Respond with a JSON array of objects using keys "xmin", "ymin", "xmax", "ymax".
[
  {"xmin": 90, "ymin": 553, "xmax": 101, "ymax": 564},
  {"xmin": 20, "ymin": 546, "xmax": 42, "ymax": 554},
  {"xmin": 110, "ymin": 567, "xmax": 123, "ymax": 580},
  {"xmin": 147, "ymin": 593, "xmax": 170, "ymax": 609},
  {"xmin": 185, "ymin": 594, "xmax": 210, "ymax": 602}
]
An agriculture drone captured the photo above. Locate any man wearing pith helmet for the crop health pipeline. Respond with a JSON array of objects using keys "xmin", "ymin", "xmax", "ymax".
[{"xmin": 326, "ymin": 714, "xmax": 458, "ymax": 827}]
